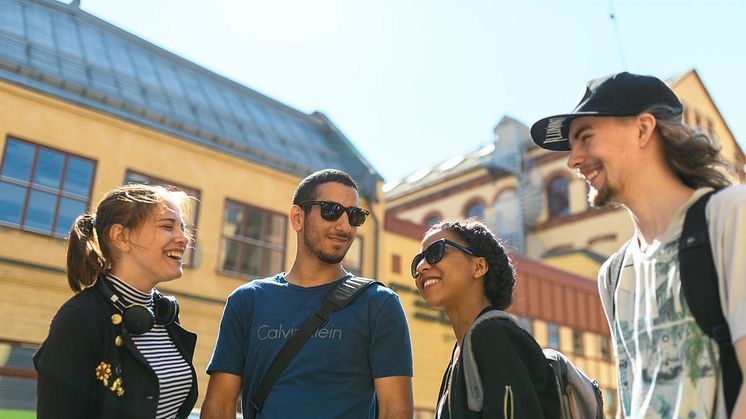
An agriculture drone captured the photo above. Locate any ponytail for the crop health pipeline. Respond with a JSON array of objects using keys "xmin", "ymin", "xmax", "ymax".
[{"xmin": 66, "ymin": 212, "xmax": 106, "ymax": 292}]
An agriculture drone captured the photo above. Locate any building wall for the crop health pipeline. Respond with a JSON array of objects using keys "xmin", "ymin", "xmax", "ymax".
[
  {"xmin": 390, "ymin": 171, "xmax": 517, "ymax": 229},
  {"xmin": 389, "ymin": 170, "xmax": 492, "ymax": 222},
  {"xmin": 380, "ymin": 221, "xmax": 452, "ymax": 415},
  {"xmin": 0, "ymin": 80, "xmax": 380, "ymax": 407},
  {"xmin": 540, "ymin": 253, "xmax": 606, "ymax": 280},
  {"xmin": 528, "ymin": 210, "xmax": 632, "ymax": 263}
]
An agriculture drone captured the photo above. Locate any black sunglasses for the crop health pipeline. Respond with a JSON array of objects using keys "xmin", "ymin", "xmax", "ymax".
[
  {"xmin": 298, "ymin": 200, "xmax": 369, "ymax": 227},
  {"xmin": 411, "ymin": 238, "xmax": 477, "ymax": 278}
]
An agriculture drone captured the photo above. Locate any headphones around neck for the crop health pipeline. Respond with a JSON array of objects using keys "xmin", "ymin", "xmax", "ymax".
[{"xmin": 96, "ymin": 278, "xmax": 179, "ymax": 335}]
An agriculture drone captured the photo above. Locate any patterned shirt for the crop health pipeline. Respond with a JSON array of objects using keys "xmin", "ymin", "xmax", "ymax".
[
  {"xmin": 107, "ymin": 275, "xmax": 193, "ymax": 419},
  {"xmin": 598, "ymin": 186, "xmax": 746, "ymax": 418}
]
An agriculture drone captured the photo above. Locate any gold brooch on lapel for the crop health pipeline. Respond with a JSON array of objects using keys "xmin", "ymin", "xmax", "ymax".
[
  {"xmin": 110, "ymin": 377, "xmax": 125, "ymax": 397},
  {"xmin": 95, "ymin": 361, "xmax": 111, "ymax": 385},
  {"xmin": 95, "ymin": 361, "xmax": 125, "ymax": 397}
]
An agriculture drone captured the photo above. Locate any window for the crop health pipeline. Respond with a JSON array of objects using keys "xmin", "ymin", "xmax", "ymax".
[
  {"xmin": 423, "ymin": 213, "xmax": 441, "ymax": 228},
  {"xmin": 600, "ymin": 336, "xmax": 612, "ymax": 360},
  {"xmin": 0, "ymin": 340, "xmax": 38, "ymax": 415},
  {"xmin": 547, "ymin": 176, "xmax": 569, "ymax": 217},
  {"xmin": 547, "ymin": 323, "xmax": 560, "ymax": 349},
  {"xmin": 343, "ymin": 236, "xmax": 363, "ymax": 276},
  {"xmin": 125, "ymin": 171, "xmax": 200, "ymax": 265},
  {"xmin": 0, "ymin": 137, "xmax": 95, "ymax": 237},
  {"xmin": 391, "ymin": 254, "xmax": 401, "ymax": 274},
  {"xmin": 220, "ymin": 200, "xmax": 286, "ymax": 279},
  {"xmin": 572, "ymin": 330, "xmax": 584, "ymax": 355},
  {"xmin": 517, "ymin": 316, "xmax": 533, "ymax": 335},
  {"xmin": 464, "ymin": 200, "xmax": 485, "ymax": 220}
]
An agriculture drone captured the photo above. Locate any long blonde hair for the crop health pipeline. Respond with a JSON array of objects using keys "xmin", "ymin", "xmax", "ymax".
[{"xmin": 648, "ymin": 104, "xmax": 736, "ymax": 189}]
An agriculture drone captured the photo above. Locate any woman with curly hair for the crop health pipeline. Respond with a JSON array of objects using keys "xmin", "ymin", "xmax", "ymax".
[
  {"xmin": 412, "ymin": 219, "xmax": 559, "ymax": 418},
  {"xmin": 34, "ymin": 183, "xmax": 198, "ymax": 419}
]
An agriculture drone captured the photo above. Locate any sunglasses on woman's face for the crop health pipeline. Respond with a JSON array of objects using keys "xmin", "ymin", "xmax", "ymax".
[
  {"xmin": 298, "ymin": 200, "xmax": 369, "ymax": 227},
  {"xmin": 411, "ymin": 238, "xmax": 477, "ymax": 278}
]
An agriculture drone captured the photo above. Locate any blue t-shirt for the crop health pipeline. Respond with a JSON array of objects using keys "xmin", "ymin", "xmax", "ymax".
[{"xmin": 206, "ymin": 274, "xmax": 413, "ymax": 419}]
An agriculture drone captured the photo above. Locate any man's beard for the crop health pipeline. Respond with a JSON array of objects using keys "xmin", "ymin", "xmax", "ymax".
[
  {"xmin": 303, "ymin": 224, "xmax": 349, "ymax": 264},
  {"xmin": 588, "ymin": 183, "xmax": 619, "ymax": 208}
]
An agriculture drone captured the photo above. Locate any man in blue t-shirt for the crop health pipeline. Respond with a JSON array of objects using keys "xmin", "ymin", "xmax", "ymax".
[{"xmin": 201, "ymin": 169, "xmax": 414, "ymax": 419}]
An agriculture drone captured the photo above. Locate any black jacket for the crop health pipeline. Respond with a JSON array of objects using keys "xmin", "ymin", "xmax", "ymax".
[
  {"xmin": 436, "ymin": 317, "xmax": 560, "ymax": 419},
  {"xmin": 33, "ymin": 281, "xmax": 198, "ymax": 419}
]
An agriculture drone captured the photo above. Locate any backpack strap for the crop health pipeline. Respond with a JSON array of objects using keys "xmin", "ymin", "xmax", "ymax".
[
  {"xmin": 461, "ymin": 310, "xmax": 519, "ymax": 411},
  {"xmin": 247, "ymin": 277, "xmax": 381, "ymax": 419},
  {"xmin": 678, "ymin": 190, "xmax": 742, "ymax": 416},
  {"xmin": 606, "ymin": 240, "xmax": 630, "ymax": 324}
]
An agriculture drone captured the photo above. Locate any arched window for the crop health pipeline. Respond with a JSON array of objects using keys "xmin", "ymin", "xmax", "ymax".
[
  {"xmin": 547, "ymin": 176, "xmax": 569, "ymax": 218},
  {"xmin": 423, "ymin": 212, "xmax": 442, "ymax": 228},
  {"xmin": 464, "ymin": 200, "xmax": 485, "ymax": 220}
]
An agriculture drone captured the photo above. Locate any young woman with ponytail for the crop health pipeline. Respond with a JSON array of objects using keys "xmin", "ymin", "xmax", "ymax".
[
  {"xmin": 412, "ymin": 219, "xmax": 560, "ymax": 418},
  {"xmin": 34, "ymin": 183, "xmax": 199, "ymax": 419}
]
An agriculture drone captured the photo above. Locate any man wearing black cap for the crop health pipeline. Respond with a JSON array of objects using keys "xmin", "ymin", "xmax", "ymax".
[{"xmin": 531, "ymin": 72, "xmax": 745, "ymax": 418}]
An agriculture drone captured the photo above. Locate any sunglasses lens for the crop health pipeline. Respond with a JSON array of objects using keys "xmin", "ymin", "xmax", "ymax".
[
  {"xmin": 319, "ymin": 203, "xmax": 344, "ymax": 221},
  {"xmin": 412, "ymin": 241, "xmax": 447, "ymax": 278},
  {"xmin": 425, "ymin": 241, "xmax": 445, "ymax": 265},
  {"xmin": 348, "ymin": 208, "xmax": 367, "ymax": 226},
  {"xmin": 411, "ymin": 254, "xmax": 424, "ymax": 278}
]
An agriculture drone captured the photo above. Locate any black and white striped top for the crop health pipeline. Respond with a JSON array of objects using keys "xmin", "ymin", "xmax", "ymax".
[{"xmin": 107, "ymin": 275, "xmax": 193, "ymax": 419}]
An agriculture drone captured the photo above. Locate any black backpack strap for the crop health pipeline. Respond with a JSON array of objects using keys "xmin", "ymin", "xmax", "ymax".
[
  {"xmin": 606, "ymin": 240, "xmax": 630, "ymax": 323},
  {"xmin": 247, "ymin": 277, "xmax": 380, "ymax": 419},
  {"xmin": 678, "ymin": 190, "xmax": 742, "ymax": 416}
]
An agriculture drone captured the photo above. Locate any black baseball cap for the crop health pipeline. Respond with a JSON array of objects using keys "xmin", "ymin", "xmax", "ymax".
[{"xmin": 530, "ymin": 72, "xmax": 683, "ymax": 151}]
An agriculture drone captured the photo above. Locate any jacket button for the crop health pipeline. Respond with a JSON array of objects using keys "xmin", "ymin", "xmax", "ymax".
[{"xmin": 145, "ymin": 395, "xmax": 154, "ymax": 400}]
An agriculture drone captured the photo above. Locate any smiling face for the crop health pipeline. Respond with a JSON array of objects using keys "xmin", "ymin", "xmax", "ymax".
[
  {"xmin": 566, "ymin": 115, "xmax": 638, "ymax": 207},
  {"xmin": 414, "ymin": 230, "xmax": 484, "ymax": 311},
  {"xmin": 114, "ymin": 200, "xmax": 188, "ymax": 289},
  {"xmin": 300, "ymin": 181, "xmax": 359, "ymax": 265}
]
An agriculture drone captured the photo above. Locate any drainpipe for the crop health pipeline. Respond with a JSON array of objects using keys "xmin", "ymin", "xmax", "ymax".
[{"xmin": 368, "ymin": 201, "xmax": 379, "ymax": 280}]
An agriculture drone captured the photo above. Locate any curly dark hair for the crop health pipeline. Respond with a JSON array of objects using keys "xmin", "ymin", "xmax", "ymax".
[{"xmin": 428, "ymin": 219, "xmax": 515, "ymax": 310}]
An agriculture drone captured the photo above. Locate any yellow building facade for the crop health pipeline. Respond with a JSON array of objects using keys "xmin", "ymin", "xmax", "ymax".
[
  {"xmin": 0, "ymin": 79, "xmax": 382, "ymax": 410},
  {"xmin": 0, "ymin": 1, "xmax": 383, "ymax": 414}
]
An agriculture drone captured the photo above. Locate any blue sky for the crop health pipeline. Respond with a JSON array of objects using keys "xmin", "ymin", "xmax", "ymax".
[{"xmin": 80, "ymin": 0, "xmax": 745, "ymax": 182}]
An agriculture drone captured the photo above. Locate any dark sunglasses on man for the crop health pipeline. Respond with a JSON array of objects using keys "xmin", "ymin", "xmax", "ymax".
[
  {"xmin": 411, "ymin": 238, "xmax": 478, "ymax": 278},
  {"xmin": 298, "ymin": 200, "xmax": 369, "ymax": 227}
]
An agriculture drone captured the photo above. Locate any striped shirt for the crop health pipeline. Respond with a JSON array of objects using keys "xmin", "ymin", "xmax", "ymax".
[{"xmin": 107, "ymin": 275, "xmax": 193, "ymax": 419}]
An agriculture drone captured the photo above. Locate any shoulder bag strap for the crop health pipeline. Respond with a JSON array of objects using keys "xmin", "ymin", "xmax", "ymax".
[
  {"xmin": 247, "ymin": 277, "xmax": 379, "ymax": 419},
  {"xmin": 606, "ymin": 240, "xmax": 630, "ymax": 324}
]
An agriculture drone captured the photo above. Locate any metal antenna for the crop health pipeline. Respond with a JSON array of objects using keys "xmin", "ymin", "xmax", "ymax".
[{"xmin": 608, "ymin": 0, "xmax": 627, "ymax": 70}]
